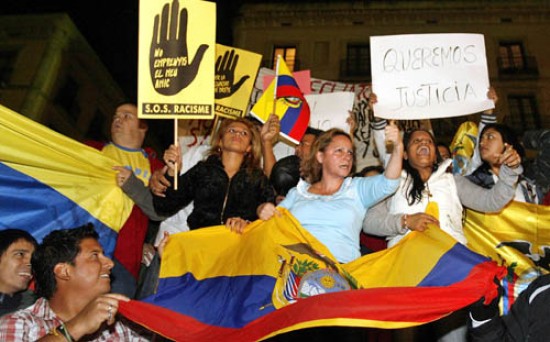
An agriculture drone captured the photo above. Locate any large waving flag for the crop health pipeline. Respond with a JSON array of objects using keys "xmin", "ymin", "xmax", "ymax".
[
  {"xmin": 0, "ymin": 104, "xmax": 133, "ymax": 254},
  {"xmin": 251, "ymin": 57, "xmax": 310, "ymax": 144},
  {"xmin": 119, "ymin": 208, "xmax": 504, "ymax": 341},
  {"xmin": 464, "ymin": 201, "xmax": 550, "ymax": 312}
]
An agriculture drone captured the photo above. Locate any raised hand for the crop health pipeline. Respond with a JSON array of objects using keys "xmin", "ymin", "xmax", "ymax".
[
  {"xmin": 163, "ymin": 145, "xmax": 182, "ymax": 177},
  {"xmin": 215, "ymin": 49, "xmax": 250, "ymax": 99},
  {"xmin": 261, "ymin": 114, "xmax": 280, "ymax": 145},
  {"xmin": 497, "ymin": 143, "xmax": 522, "ymax": 169},
  {"xmin": 150, "ymin": 0, "xmax": 209, "ymax": 95},
  {"xmin": 64, "ymin": 294, "xmax": 129, "ymax": 340},
  {"xmin": 483, "ymin": 86, "xmax": 499, "ymax": 115}
]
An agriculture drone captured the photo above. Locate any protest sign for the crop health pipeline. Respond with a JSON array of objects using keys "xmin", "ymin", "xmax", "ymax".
[
  {"xmin": 371, "ymin": 33, "xmax": 493, "ymax": 119},
  {"xmin": 215, "ymin": 44, "xmax": 262, "ymax": 119},
  {"xmin": 138, "ymin": 0, "xmax": 216, "ymax": 119},
  {"xmin": 305, "ymin": 92, "xmax": 354, "ymax": 132}
]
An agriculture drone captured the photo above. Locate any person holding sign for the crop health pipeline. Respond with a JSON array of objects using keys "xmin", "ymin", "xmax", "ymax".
[
  {"xmin": 254, "ymin": 125, "xmax": 403, "ymax": 264},
  {"xmin": 363, "ymin": 94, "xmax": 522, "ymax": 247},
  {"xmin": 153, "ymin": 118, "xmax": 275, "ymax": 233},
  {"xmin": 363, "ymin": 116, "xmax": 521, "ymax": 342}
]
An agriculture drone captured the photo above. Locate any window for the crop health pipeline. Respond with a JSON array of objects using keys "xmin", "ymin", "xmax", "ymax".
[
  {"xmin": 499, "ymin": 41, "xmax": 525, "ymax": 70},
  {"xmin": 0, "ymin": 50, "xmax": 18, "ymax": 88},
  {"xmin": 506, "ymin": 94, "xmax": 540, "ymax": 132},
  {"xmin": 272, "ymin": 46, "xmax": 297, "ymax": 71},
  {"xmin": 344, "ymin": 44, "xmax": 370, "ymax": 77}
]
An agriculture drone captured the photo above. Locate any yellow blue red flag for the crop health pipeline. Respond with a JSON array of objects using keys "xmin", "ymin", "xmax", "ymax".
[
  {"xmin": 464, "ymin": 201, "xmax": 550, "ymax": 312},
  {"xmin": 0, "ymin": 104, "xmax": 133, "ymax": 254},
  {"xmin": 119, "ymin": 208, "xmax": 504, "ymax": 341},
  {"xmin": 251, "ymin": 58, "xmax": 310, "ymax": 144}
]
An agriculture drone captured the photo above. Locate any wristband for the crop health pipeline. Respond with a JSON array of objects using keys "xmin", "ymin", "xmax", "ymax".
[{"xmin": 58, "ymin": 323, "xmax": 75, "ymax": 342}]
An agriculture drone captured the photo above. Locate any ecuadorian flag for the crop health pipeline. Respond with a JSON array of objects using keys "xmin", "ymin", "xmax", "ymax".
[
  {"xmin": 119, "ymin": 208, "xmax": 505, "ymax": 341},
  {"xmin": 250, "ymin": 58, "xmax": 310, "ymax": 144},
  {"xmin": 464, "ymin": 201, "xmax": 550, "ymax": 313},
  {"xmin": 0, "ymin": 104, "xmax": 133, "ymax": 254}
]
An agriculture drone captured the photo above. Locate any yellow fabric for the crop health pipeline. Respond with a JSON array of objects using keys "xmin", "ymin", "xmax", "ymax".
[
  {"xmin": 161, "ymin": 208, "xmax": 461, "ymax": 301},
  {"xmin": 449, "ymin": 121, "xmax": 478, "ymax": 175},
  {"xmin": 102, "ymin": 144, "xmax": 152, "ymax": 186},
  {"xmin": 0, "ymin": 104, "xmax": 133, "ymax": 232},
  {"xmin": 464, "ymin": 201, "xmax": 550, "ymax": 278},
  {"xmin": 426, "ymin": 201, "xmax": 440, "ymax": 220}
]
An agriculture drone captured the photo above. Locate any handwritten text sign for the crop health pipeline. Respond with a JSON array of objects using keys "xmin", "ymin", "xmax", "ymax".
[{"xmin": 370, "ymin": 33, "xmax": 493, "ymax": 120}]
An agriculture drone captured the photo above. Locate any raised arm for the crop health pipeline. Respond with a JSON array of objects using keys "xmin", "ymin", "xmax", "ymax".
[
  {"xmin": 383, "ymin": 121, "xmax": 403, "ymax": 179},
  {"xmin": 456, "ymin": 164, "xmax": 521, "ymax": 212}
]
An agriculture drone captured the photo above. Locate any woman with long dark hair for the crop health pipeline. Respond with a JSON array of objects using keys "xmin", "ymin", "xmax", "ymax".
[
  {"xmin": 467, "ymin": 123, "xmax": 543, "ymax": 204},
  {"xmin": 363, "ymin": 125, "xmax": 522, "ymax": 247}
]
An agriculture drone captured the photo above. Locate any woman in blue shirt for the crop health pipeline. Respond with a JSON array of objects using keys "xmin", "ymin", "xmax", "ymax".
[{"xmin": 253, "ymin": 123, "xmax": 403, "ymax": 263}]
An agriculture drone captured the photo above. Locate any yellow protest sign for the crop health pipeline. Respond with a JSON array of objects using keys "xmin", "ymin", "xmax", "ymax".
[
  {"xmin": 214, "ymin": 44, "xmax": 262, "ymax": 119},
  {"xmin": 138, "ymin": 0, "xmax": 216, "ymax": 119}
]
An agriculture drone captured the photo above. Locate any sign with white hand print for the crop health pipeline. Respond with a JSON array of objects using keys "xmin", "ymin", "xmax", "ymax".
[{"xmin": 138, "ymin": 0, "xmax": 216, "ymax": 119}]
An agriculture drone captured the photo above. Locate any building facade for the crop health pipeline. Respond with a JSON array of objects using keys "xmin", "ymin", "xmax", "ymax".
[
  {"xmin": 234, "ymin": 0, "xmax": 550, "ymax": 144},
  {"xmin": 0, "ymin": 13, "xmax": 126, "ymax": 142}
]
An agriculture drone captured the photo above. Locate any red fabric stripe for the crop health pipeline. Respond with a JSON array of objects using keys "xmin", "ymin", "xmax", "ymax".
[
  {"xmin": 287, "ymin": 104, "xmax": 310, "ymax": 141},
  {"xmin": 277, "ymin": 85, "xmax": 303, "ymax": 98},
  {"xmin": 120, "ymin": 261, "xmax": 505, "ymax": 341}
]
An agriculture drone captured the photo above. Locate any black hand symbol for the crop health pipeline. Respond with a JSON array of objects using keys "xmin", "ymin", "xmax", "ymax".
[
  {"xmin": 150, "ymin": 0, "xmax": 209, "ymax": 95},
  {"xmin": 215, "ymin": 49, "xmax": 250, "ymax": 100}
]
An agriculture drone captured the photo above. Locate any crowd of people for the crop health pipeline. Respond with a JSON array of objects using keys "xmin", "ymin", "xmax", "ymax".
[{"xmin": 1, "ymin": 86, "xmax": 549, "ymax": 341}]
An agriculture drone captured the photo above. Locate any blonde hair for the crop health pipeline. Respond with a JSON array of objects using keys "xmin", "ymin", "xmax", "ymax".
[
  {"xmin": 208, "ymin": 118, "xmax": 262, "ymax": 174},
  {"xmin": 302, "ymin": 128, "xmax": 353, "ymax": 184}
]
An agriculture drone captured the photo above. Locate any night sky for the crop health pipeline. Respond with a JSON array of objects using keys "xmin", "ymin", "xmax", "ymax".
[{"xmin": 1, "ymin": 0, "xmax": 236, "ymax": 99}]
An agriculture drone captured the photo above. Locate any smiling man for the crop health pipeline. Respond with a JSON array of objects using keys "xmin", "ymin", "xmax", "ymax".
[
  {"xmin": 0, "ymin": 229, "xmax": 37, "ymax": 316},
  {"xmin": 0, "ymin": 225, "xmax": 151, "ymax": 341}
]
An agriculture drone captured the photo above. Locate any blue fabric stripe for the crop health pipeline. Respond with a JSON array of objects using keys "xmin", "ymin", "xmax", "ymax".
[
  {"xmin": 279, "ymin": 105, "xmax": 302, "ymax": 134},
  {"xmin": 277, "ymin": 75, "xmax": 299, "ymax": 87},
  {"xmin": 418, "ymin": 243, "xmax": 489, "ymax": 286},
  {"xmin": 144, "ymin": 273, "xmax": 276, "ymax": 328},
  {"xmin": 0, "ymin": 163, "xmax": 117, "ymax": 255}
]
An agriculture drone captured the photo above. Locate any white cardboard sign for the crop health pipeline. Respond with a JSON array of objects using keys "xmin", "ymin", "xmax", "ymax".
[{"xmin": 370, "ymin": 33, "xmax": 494, "ymax": 120}]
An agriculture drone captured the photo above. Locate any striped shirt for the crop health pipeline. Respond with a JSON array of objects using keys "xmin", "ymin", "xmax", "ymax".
[{"xmin": 0, "ymin": 297, "xmax": 150, "ymax": 341}]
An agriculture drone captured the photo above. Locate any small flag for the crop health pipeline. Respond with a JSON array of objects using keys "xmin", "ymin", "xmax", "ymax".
[{"xmin": 251, "ymin": 57, "xmax": 310, "ymax": 144}]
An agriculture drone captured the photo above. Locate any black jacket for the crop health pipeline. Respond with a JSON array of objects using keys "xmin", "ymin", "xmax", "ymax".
[
  {"xmin": 470, "ymin": 274, "xmax": 550, "ymax": 342},
  {"xmin": 153, "ymin": 155, "xmax": 275, "ymax": 229}
]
